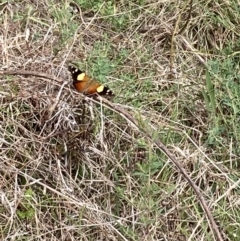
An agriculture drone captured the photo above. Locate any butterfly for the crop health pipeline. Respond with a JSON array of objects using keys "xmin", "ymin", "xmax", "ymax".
[{"xmin": 68, "ymin": 66, "xmax": 114, "ymax": 96}]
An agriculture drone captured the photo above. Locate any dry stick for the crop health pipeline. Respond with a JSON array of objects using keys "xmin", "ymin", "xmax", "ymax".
[
  {"xmin": 97, "ymin": 97, "xmax": 224, "ymax": 241},
  {"xmin": 0, "ymin": 70, "xmax": 63, "ymax": 83},
  {"xmin": 1, "ymin": 70, "xmax": 223, "ymax": 241},
  {"xmin": 167, "ymin": 4, "xmax": 224, "ymax": 239}
]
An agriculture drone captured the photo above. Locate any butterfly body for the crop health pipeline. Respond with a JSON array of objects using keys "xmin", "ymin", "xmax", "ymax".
[{"xmin": 68, "ymin": 66, "xmax": 113, "ymax": 96}]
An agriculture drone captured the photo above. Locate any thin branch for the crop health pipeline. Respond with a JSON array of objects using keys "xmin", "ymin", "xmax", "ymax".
[
  {"xmin": 0, "ymin": 70, "xmax": 63, "ymax": 83},
  {"xmin": 97, "ymin": 96, "xmax": 224, "ymax": 241}
]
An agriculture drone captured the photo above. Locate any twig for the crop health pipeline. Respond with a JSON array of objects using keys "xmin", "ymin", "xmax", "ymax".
[
  {"xmin": 0, "ymin": 69, "xmax": 63, "ymax": 83},
  {"xmin": 96, "ymin": 96, "xmax": 224, "ymax": 241}
]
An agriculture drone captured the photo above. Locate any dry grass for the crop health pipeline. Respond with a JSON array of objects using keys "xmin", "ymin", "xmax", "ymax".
[{"xmin": 1, "ymin": 0, "xmax": 240, "ymax": 240}]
